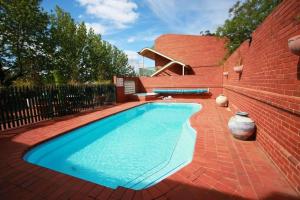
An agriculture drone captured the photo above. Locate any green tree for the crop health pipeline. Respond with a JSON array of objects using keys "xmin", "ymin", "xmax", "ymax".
[
  {"xmin": 48, "ymin": 7, "xmax": 134, "ymax": 84},
  {"xmin": 199, "ymin": 30, "xmax": 215, "ymax": 36},
  {"xmin": 1, "ymin": 2, "xmax": 135, "ymax": 86},
  {"xmin": 0, "ymin": 0, "xmax": 49, "ymax": 86},
  {"xmin": 112, "ymin": 46, "xmax": 135, "ymax": 77},
  {"xmin": 78, "ymin": 28, "xmax": 135, "ymax": 83},
  {"xmin": 76, "ymin": 22, "xmax": 88, "ymax": 81},
  {"xmin": 48, "ymin": 6, "xmax": 80, "ymax": 84},
  {"xmin": 216, "ymin": 0, "xmax": 282, "ymax": 53},
  {"xmin": 79, "ymin": 29, "xmax": 104, "ymax": 83}
]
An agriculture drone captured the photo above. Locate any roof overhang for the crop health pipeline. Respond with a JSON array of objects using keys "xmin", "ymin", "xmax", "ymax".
[
  {"xmin": 150, "ymin": 61, "xmax": 189, "ymax": 77},
  {"xmin": 138, "ymin": 47, "xmax": 189, "ymax": 77},
  {"xmin": 138, "ymin": 48, "xmax": 174, "ymax": 62}
]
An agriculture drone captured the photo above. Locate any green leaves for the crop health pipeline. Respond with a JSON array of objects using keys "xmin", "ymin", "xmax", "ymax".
[
  {"xmin": 48, "ymin": 6, "xmax": 81, "ymax": 84},
  {"xmin": 0, "ymin": 1, "xmax": 134, "ymax": 86},
  {"xmin": 216, "ymin": 0, "xmax": 282, "ymax": 54},
  {"xmin": 0, "ymin": 0, "xmax": 49, "ymax": 86}
]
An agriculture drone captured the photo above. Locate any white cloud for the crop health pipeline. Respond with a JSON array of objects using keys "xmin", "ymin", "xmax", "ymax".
[
  {"xmin": 106, "ymin": 39, "xmax": 117, "ymax": 45},
  {"xmin": 124, "ymin": 50, "xmax": 142, "ymax": 71},
  {"xmin": 127, "ymin": 36, "xmax": 136, "ymax": 43},
  {"xmin": 124, "ymin": 50, "xmax": 139, "ymax": 61},
  {"xmin": 127, "ymin": 30, "xmax": 159, "ymax": 43},
  {"xmin": 77, "ymin": 0, "xmax": 139, "ymax": 34},
  {"xmin": 145, "ymin": 0, "xmax": 235, "ymax": 34},
  {"xmin": 124, "ymin": 50, "xmax": 154, "ymax": 72},
  {"xmin": 85, "ymin": 22, "xmax": 106, "ymax": 34}
]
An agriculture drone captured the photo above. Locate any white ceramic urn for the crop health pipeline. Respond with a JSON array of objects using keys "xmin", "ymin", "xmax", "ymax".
[
  {"xmin": 216, "ymin": 94, "xmax": 228, "ymax": 107},
  {"xmin": 228, "ymin": 112, "xmax": 256, "ymax": 140}
]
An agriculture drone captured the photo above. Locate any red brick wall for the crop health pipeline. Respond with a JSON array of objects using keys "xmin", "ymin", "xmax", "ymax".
[
  {"xmin": 138, "ymin": 66, "xmax": 223, "ymax": 98},
  {"xmin": 155, "ymin": 34, "xmax": 226, "ymax": 74},
  {"xmin": 117, "ymin": 67, "xmax": 222, "ymax": 99},
  {"xmin": 223, "ymin": 0, "xmax": 300, "ymax": 193},
  {"xmin": 114, "ymin": 77, "xmax": 142, "ymax": 103}
]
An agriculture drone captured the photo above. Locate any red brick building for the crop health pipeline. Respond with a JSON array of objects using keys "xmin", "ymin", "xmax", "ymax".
[{"xmin": 139, "ymin": 35, "xmax": 226, "ymax": 76}]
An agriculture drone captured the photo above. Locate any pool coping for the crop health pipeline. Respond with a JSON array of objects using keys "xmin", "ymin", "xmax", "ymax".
[{"xmin": 21, "ymin": 101, "xmax": 201, "ymax": 191}]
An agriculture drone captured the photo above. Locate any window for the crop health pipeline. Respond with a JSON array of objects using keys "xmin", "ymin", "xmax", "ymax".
[{"xmin": 124, "ymin": 81, "xmax": 135, "ymax": 94}]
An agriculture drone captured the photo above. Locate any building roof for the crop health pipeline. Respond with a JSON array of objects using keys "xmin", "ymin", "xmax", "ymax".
[{"xmin": 138, "ymin": 47, "xmax": 174, "ymax": 61}]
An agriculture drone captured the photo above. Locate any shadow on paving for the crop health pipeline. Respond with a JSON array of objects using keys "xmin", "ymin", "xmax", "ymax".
[
  {"xmin": 0, "ymin": 131, "xmax": 299, "ymax": 200},
  {"xmin": 162, "ymin": 179, "xmax": 299, "ymax": 200}
]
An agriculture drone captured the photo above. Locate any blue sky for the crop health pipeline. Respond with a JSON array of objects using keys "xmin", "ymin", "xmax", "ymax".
[{"xmin": 41, "ymin": 0, "xmax": 236, "ymax": 70}]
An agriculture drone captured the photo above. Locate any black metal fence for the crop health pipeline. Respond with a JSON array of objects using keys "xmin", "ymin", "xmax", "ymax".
[{"xmin": 0, "ymin": 84, "xmax": 116, "ymax": 131}]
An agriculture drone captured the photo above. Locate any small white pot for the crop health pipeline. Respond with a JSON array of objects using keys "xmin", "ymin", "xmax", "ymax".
[
  {"xmin": 216, "ymin": 94, "xmax": 228, "ymax": 107},
  {"xmin": 234, "ymin": 65, "xmax": 243, "ymax": 73},
  {"xmin": 223, "ymin": 72, "xmax": 229, "ymax": 76}
]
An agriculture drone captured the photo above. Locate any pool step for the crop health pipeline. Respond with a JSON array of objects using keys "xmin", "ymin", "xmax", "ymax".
[
  {"xmin": 123, "ymin": 159, "xmax": 169, "ymax": 189},
  {"xmin": 123, "ymin": 121, "xmax": 195, "ymax": 190},
  {"xmin": 132, "ymin": 161, "xmax": 187, "ymax": 190}
]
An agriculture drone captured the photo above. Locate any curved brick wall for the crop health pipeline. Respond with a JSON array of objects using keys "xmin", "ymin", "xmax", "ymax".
[
  {"xmin": 223, "ymin": 0, "xmax": 300, "ymax": 193},
  {"xmin": 154, "ymin": 34, "xmax": 226, "ymax": 74}
]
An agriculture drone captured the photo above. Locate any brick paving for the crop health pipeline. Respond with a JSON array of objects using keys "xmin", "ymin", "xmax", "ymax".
[{"xmin": 0, "ymin": 99, "xmax": 299, "ymax": 200}]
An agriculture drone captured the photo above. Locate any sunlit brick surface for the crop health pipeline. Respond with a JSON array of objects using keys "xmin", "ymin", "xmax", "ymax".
[{"xmin": 0, "ymin": 100, "xmax": 298, "ymax": 199}]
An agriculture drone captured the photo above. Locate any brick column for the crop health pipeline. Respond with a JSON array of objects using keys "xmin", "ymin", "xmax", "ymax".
[{"xmin": 113, "ymin": 76, "xmax": 126, "ymax": 103}]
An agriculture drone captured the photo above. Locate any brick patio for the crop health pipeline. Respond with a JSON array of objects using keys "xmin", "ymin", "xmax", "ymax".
[{"xmin": 0, "ymin": 99, "xmax": 299, "ymax": 200}]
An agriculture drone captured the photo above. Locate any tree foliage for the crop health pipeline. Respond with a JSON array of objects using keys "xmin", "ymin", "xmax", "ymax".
[
  {"xmin": 0, "ymin": 1, "xmax": 135, "ymax": 86},
  {"xmin": 199, "ymin": 30, "xmax": 215, "ymax": 36},
  {"xmin": 216, "ymin": 0, "xmax": 282, "ymax": 54},
  {"xmin": 0, "ymin": 0, "xmax": 49, "ymax": 86}
]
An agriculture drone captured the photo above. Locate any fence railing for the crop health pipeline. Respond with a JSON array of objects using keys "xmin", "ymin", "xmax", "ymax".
[{"xmin": 0, "ymin": 84, "xmax": 116, "ymax": 132}]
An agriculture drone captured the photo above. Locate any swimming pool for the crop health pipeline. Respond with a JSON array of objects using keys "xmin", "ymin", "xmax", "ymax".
[{"xmin": 24, "ymin": 103, "xmax": 201, "ymax": 190}]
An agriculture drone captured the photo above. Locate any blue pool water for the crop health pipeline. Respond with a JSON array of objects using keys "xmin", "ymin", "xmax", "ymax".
[{"xmin": 24, "ymin": 103, "xmax": 201, "ymax": 190}]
